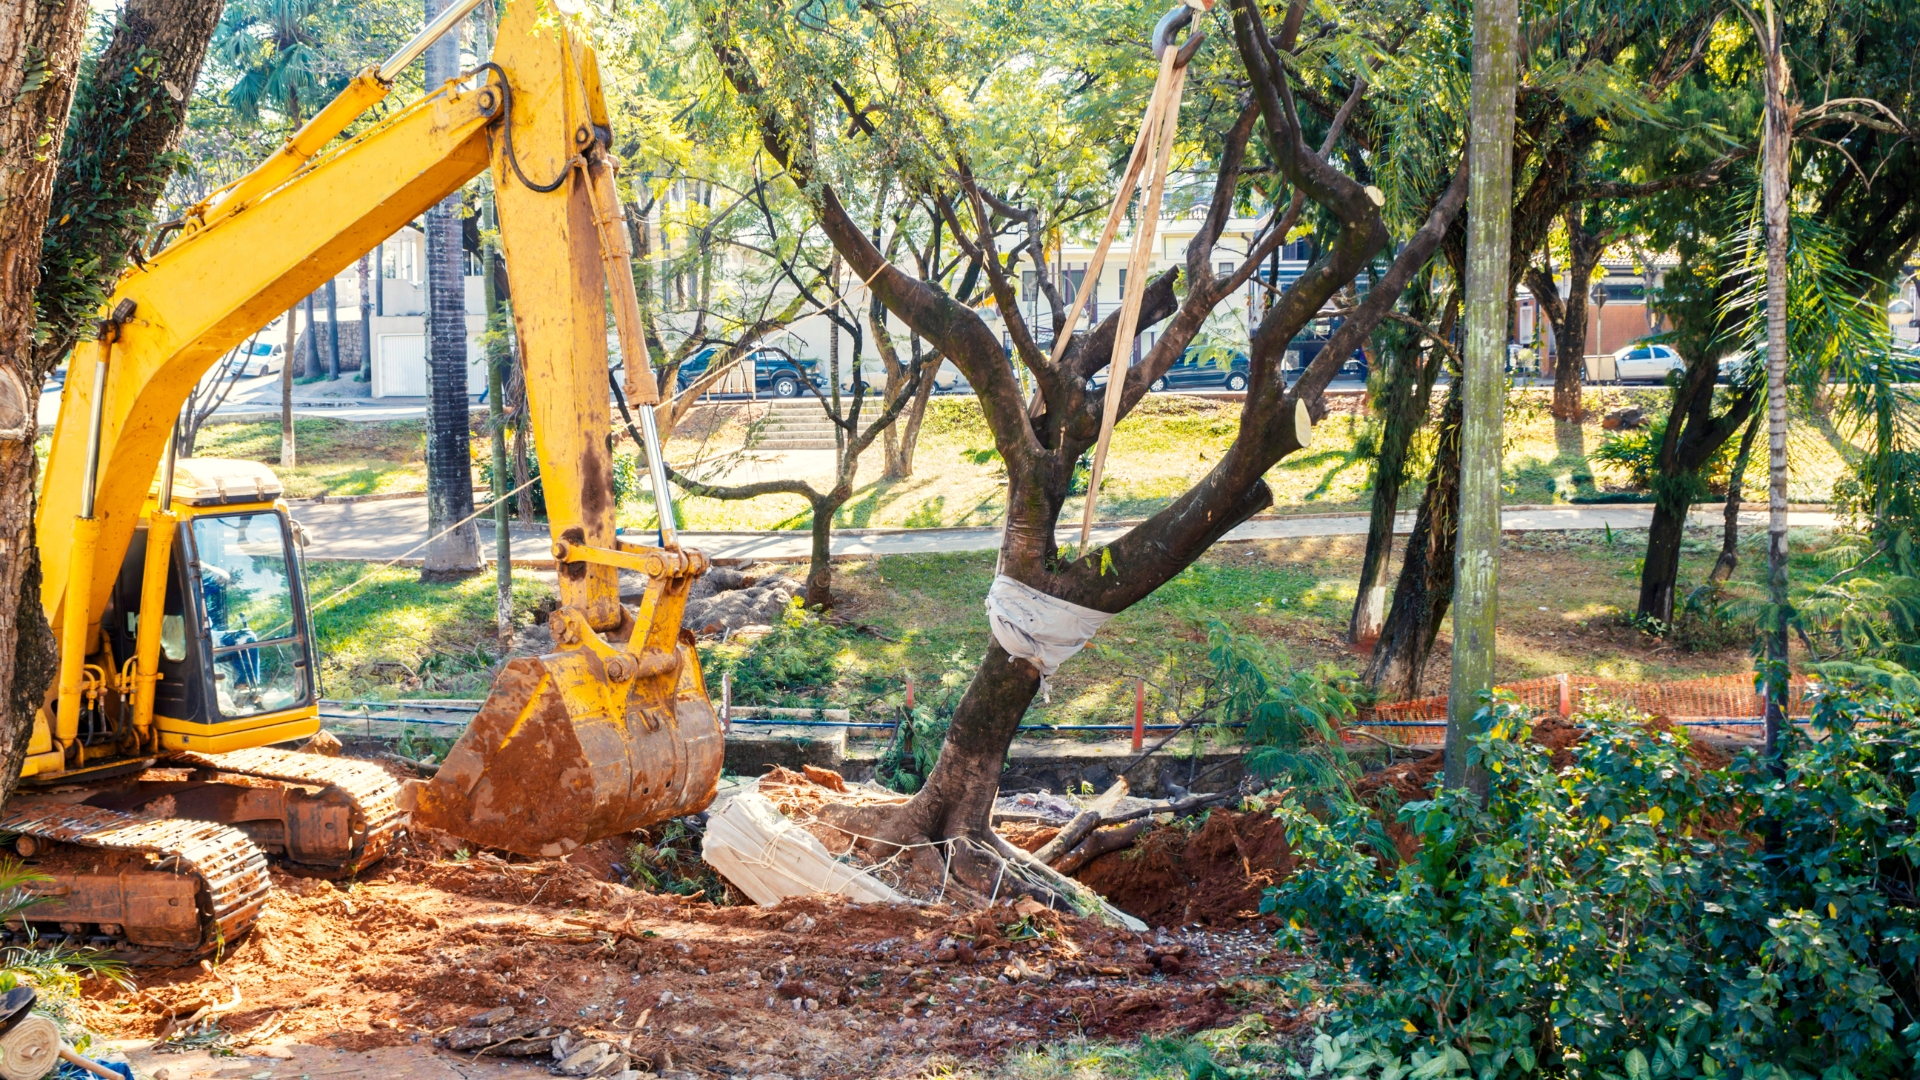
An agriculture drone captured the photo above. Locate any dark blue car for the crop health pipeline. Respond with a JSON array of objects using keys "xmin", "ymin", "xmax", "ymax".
[
  {"xmin": 675, "ymin": 348, "xmax": 825, "ymax": 398},
  {"xmin": 1149, "ymin": 346, "xmax": 1250, "ymax": 392}
]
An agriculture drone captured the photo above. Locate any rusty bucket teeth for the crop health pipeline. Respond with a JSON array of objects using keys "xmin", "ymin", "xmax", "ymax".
[{"xmin": 408, "ymin": 642, "xmax": 723, "ymax": 857}]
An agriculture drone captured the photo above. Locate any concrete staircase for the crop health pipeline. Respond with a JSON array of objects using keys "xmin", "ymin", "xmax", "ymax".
[{"xmin": 749, "ymin": 400, "xmax": 841, "ymax": 451}]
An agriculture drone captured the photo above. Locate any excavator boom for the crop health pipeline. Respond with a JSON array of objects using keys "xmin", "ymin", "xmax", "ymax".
[{"xmin": 21, "ymin": 0, "xmax": 720, "ymax": 956}]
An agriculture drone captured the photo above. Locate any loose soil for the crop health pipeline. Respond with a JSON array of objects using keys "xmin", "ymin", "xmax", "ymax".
[
  {"xmin": 80, "ymin": 836, "xmax": 1300, "ymax": 1079},
  {"xmin": 1073, "ymin": 811, "xmax": 1297, "ymax": 931},
  {"xmin": 1069, "ymin": 717, "xmax": 1739, "ymax": 923}
]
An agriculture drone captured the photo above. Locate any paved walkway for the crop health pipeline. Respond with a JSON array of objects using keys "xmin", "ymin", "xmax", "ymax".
[{"xmin": 287, "ymin": 496, "xmax": 1839, "ymax": 565}]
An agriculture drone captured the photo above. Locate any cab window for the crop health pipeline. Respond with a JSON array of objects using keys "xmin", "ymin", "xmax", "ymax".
[{"xmin": 191, "ymin": 512, "xmax": 308, "ymax": 719}]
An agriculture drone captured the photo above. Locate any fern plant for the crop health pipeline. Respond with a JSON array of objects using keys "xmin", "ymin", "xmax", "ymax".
[{"xmin": 1205, "ymin": 622, "xmax": 1358, "ymax": 791}]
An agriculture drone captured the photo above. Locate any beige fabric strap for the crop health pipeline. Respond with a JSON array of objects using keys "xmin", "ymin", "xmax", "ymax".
[{"xmin": 1079, "ymin": 51, "xmax": 1189, "ymax": 548}]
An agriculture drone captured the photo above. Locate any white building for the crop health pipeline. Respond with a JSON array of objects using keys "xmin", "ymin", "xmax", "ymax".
[{"xmin": 296, "ymin": 226, "xmax": 488, "ymax": 399}]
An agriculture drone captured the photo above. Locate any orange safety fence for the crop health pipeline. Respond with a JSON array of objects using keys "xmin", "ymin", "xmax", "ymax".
[{"xmin": 1350, "ymin": 673, "xmax": 1814, "ymax": 745}]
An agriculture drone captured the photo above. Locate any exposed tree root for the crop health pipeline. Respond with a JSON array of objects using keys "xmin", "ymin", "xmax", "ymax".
[{"xmin": 810, "ymin": 800, "xmax": 1146, "ymax": 929}]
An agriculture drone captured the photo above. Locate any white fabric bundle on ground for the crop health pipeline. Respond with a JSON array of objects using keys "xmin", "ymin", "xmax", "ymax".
[
  {"xmin": 701, "ymin": 786, "xmax": 907, "ymax": 907},
  {"xmin": 984, "ymin": 574, "xmax": 1114, "ymax": 695}
]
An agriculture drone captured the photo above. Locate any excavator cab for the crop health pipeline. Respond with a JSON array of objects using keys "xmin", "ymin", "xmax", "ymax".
[{"xmin": 102, "ymin": 461, "xmax": 318, "ymax": 752}]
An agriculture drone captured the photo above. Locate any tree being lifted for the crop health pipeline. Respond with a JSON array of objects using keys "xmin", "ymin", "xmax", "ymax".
[{"xmin": 702, "ymin": 0, "xmax": 1470, "ymax": 902}]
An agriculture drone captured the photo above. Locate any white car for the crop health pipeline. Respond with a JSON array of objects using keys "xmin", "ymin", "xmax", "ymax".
[{"xmin": 1613, "ymin": 342, "xmax": 1684, "ymax": 382}]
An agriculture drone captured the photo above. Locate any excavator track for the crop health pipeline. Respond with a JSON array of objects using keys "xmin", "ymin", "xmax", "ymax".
[
  {"xmin": 173, "ymin": 747, "xmax": 407, "ymax": 876},
  {"xmin": 0, "ymin": 802, "xmax": 270, "ymax": 961}
]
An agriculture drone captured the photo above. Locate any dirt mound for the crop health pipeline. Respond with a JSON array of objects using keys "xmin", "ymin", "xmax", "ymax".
[
  {"xmin": 997, "ymin": 821, "xmax": 1061, "ymax": 853},
  {"xmin": 78, "ymin": 834, "xmax": 1288, "ymax": 1078},
  {"xmin": 1355, "ymin": 713, "xmax": 1730, "ymax": 806},
  {"xmin": 1074, "ymin": 810, "xmax": 1295, "ymax": 929}
]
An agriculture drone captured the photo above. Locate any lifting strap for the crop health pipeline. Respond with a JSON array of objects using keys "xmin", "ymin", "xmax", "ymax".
[{"xmin": 1060, "ymin": 1, "xmax": 1211, "ymax": 550}]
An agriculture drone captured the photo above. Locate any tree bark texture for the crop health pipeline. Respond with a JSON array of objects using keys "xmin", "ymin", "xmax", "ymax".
[
  {"xmin": 1759, "ymin": 0, "xmax": 1793, "ymax": 763},
  {"xmin": 1348, "ymin": 288, "xmax": 1449, "ymax": 646},
  {"xmin": 1634, "ymin": 363, "xmax": 1757, "ymax": 622},
  {"xmin": 33, "ymin": 0, "xmax": 224, "ymax": 376},
  {"xmin": 0, "ymin": 0, "xmax": 92, "ymax": 804},
  {"xmin": 280, "ymin": 306, "xmax": 296, "ymax": 465},
  {"xmin": 302, "ymin": 291, "xmax": 320, "ymax": 379},
  {"xmin": 1712, "ymin": 410, "xmax": 1761, "ymax": 584},
  {"xmin": 1366, "ymin": 382, "xmax": 1463, "ymax": 699},
  {"xmin": 419, "ymin": 0, "xmax": 481, "ymax": 578},
  {"xmin": 358, "ymin": 252, "xmax": 372, "ymax": 383},
  {"xmin": 421, "ymin": 194, "xmax": 481, "ymax": 577},
  {"xmin": 324, "ymin": 277, "xmax": 340, "ymax": 379},
  {"xmin": 1447, "ymin": 0, "xmax": 1518, "ymax": 796},
  {"xmin": 1525, "ymin": 207, "xmax": 1602, "ymax": 421}
]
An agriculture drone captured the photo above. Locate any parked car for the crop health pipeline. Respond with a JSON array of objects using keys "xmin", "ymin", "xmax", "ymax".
[
  {"xmin": 1613, "ymin": 341, "xmax": 1684, "ymax": 382},
  {"xmin": 1716, "ymin": 349, "xmax": 1759, "ymax": 384},
  {"xmin": 1149, "ymin": 346, "xmax": 1251, "ymax": 392},
  {"xmin": 675, "ymin": 347, "xmax": 824, "ymax": 398},
  {"xmin": 229, "ymin": 339, "xmax": 283, "ymax": 376},
  {"xmin": 1286, "ymin": 314, "xmax": 1367, "ymax": 381}
]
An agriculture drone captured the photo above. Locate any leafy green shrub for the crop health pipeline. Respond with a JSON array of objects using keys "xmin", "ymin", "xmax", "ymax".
[
  {"xmin": 708, "ymin": 600, "xmax": 848, "ymax": 704},
  {"xmin": 874, "ymin": 650, "xmax": 976, "ymax": 793},
  {"xmin": 1671, "ymin": 583, "xmax": 1749, "ymax": 653},
  {"xmin": 1270, "ymin": 689, "xmax": 1920, "ymax": 1080},
  {"xmin": 1591, "ymin": 416, "xmax": 1747, "ymax": 496},
  {"xmin": 1206, "ymin": 622, "xmax": 1358, "ymax": 790}
]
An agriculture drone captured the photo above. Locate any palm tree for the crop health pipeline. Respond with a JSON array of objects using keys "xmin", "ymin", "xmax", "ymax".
[
  {"xmin": 418, "ymin": 0, "xmax": 482, "ymax": 578},
  {"xmin": 210, "ymin": 0, "xmax": 336, "ymax": 126},
  {"xmin": 211, "ymin": 0, "xmax": 340, "ymax": 466}
]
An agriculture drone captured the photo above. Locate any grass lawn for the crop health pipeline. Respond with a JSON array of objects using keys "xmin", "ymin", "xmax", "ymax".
[
  {"xmin": 192, "ymin": 418, "xmax": 434, "ymax": 498},
  {"xmin": 311, "ymin": 516, "xmax": 1844, "ymax": 717},
  {"xmin": 305, "ymin": 560, "xmax": 551, "ymax": 700},
  {"xmin": 185, "ymin": 388, "xmax": 1864, "ymax": 530}
]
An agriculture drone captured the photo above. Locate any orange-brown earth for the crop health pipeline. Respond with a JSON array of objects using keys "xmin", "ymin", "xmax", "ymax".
[{"xmin": 79, "ymin": 835, "xmax": 1299, "ymax": 1079}]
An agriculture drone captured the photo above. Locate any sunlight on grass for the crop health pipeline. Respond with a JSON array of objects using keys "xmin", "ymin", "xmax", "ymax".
[{"xmin": 305, "ymin": 561, "xmax": 548, "ymax": 700}]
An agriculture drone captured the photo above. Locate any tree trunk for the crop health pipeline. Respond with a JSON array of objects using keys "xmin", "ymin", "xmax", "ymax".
[
  {"xmin": 421, "ymin": 196, "xmax": 482, "ymax": 577},
  {"xmin": 1711, "ymin": 410, "xmax": 1761, "ymax": 584},
  {"xmin": 324, "ymin": 277, "xmax": 341, "ymax": 380},
  {"xmin": 33, "ymin": 0, "xmax": 225, "ymax": 375},
  {"xmin": 1447, "ymin": 0, "xmax": 1518, "ymax": 795},
  {"xmin": 1349, "ymin": 288, "xmax": 1446, "ymax": 646},
  {"xmin": 484, "ymin": 226, "xmax": 512, "ymax": 642},
  {"xmin": 1635, "ymin": 374, "xmax": 1759, "ymax": 623},
  {"xmin": 0, "ymin": 0, "xmax": 89, "ymax": 804},
  {"xmin": 805, "ymin": 494, "xmax": 838, "ymax": 609},
  {"xmin": 358, "ymin": 252, "xmax": 373, "ymax": 383},
  {"xmin": 418, "ymin": 0, "xmax": 481, "ymax": 579},
  {"xmin": 1528, "ymin": 211, "xmax": 1601, "ymax": 422},
  {"xmin": 1639, "ymin": 499, "xmax": 1689, "ymax": 626},
  {"xmin": 890, "ymin": 354, "xmax": 937, "ymax": 478},
  {"xmin": 1367, "ymin": 382, "xmax": 1464, "ymax": 699},
  {"xmin": 1758, "ymin": 0, "xmax": 1793, "ymax": 764},
  {"xmin": 302, "ymin": 291, "xmax": 321, "ymax": 379},
  {"xmin": 281, "ymin": 308, "xmax": 297, "ymax": 464}
]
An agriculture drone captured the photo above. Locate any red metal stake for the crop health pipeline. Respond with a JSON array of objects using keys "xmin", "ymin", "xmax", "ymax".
[
  {"xmin": 1133, "ymin": 677, "xmax": 1145, "ymax": 751},
  {"xmin": 906, "ymin": 672, "xmax": 915, "ymax": 711}
]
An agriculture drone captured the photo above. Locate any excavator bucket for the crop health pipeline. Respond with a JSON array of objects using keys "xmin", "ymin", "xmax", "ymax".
[{"xmin": 406, "ymin": 547, "xmax": 724, "ymax": 856}]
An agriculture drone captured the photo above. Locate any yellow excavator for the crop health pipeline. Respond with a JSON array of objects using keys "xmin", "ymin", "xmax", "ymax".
[{"xmin": 4, "ymin": 0, "xmax": 723, "ymax": 958}]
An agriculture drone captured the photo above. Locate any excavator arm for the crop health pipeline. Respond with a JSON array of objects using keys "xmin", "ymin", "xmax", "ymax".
[{"xmin": 33, "ymin": 0, "xmax": 719, "ymax": 856}]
